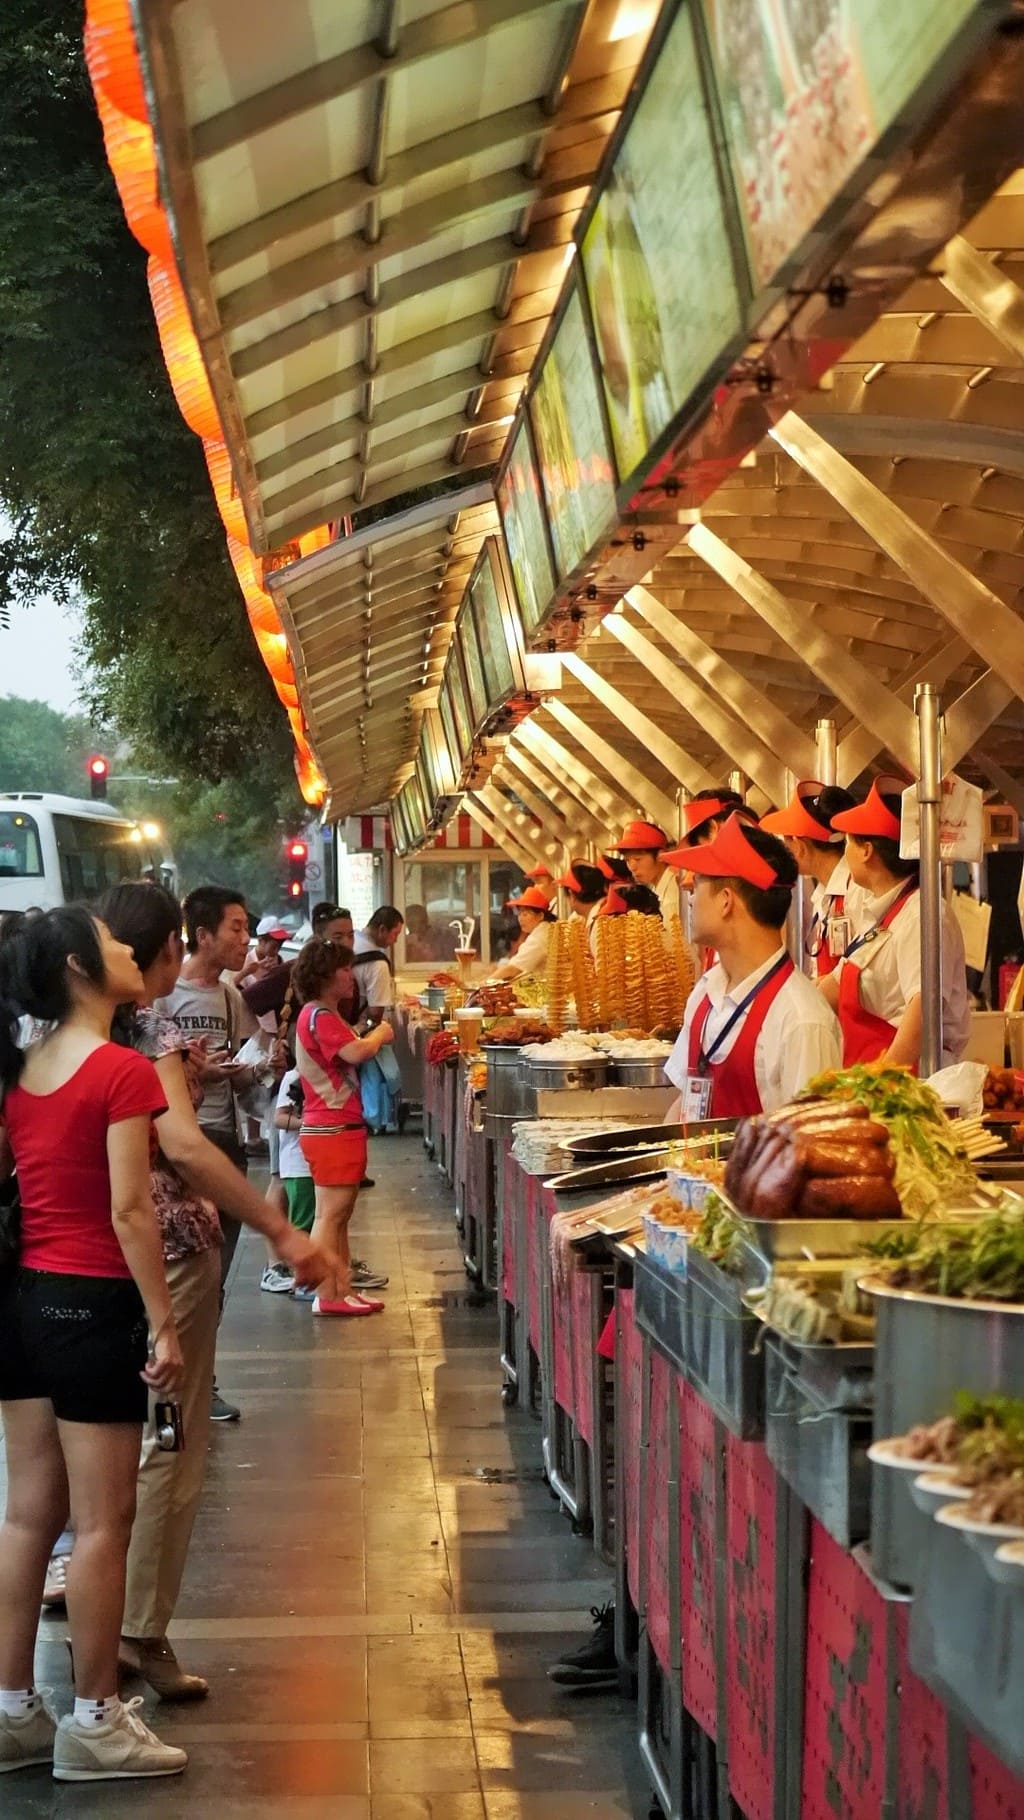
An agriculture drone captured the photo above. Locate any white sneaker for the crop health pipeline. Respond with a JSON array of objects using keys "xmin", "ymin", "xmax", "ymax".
[
  {"xmin": 52, "ymin": 1697, "xmax": 187, "ymax": 1781},
  {"xmin": 0, "ymin": 1700, "xmax": 56, "ymax": 1773},
  {"xmin": 260, "ymin": 1262, "xmax": 295, "ymax": 1294}
]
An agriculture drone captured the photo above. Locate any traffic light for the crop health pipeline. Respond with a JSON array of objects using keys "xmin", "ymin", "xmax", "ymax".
[
  {"xmin": 87, "ymin": 755, "xmax": 109, "ymax": 800},
  {"xmin": 285, "ymin": 837, "xmax": 308, "ymax": 899}
]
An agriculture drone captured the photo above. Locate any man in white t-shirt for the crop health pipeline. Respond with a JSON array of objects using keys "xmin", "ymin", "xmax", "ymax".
[
  {"xmin": 664, "ymin": 816, "xmax": 841, "ymax": 1119},
  {"xmin": 352, "ymin": 906, "xmax": 404, "ymax": 1020}
]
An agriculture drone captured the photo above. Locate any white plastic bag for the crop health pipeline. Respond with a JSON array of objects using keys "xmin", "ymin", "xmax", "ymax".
[{"xmin": 925, "ymin": 1060, "xmax": 988, "ymax": 1117}]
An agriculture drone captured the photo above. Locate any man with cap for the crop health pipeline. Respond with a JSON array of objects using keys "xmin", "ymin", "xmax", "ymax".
[
  {"xmin": 524, "ymin": 862, "xmax": 558, "ymax": 908},
  {"xmin": 614, "ymin": 820, "xmax": 680, "ymax": 930},
  {"xmin": 236, "ymin": 914, "xmax": 291, "ymax": 987},
  {"xmin": 557, "ymin": 861, "xmax": 607, "ymax": 951},
  {"xmin": 662, "ymin": 794, "xmax": 758, "ymax": 977},
  {"xmin": 491, "ymin": 885, "xmax": 557, "ymax": 982},
  {"xmin": 822, "ymin": 779, "xmax": 969, "ymax": 1070},
  {"xmin": 663, "ymin": 816, "xmax": 840, "ymax": 1119},
  {"xmin": 760, "ymin": 782, "xmax": 865, "ymax": 978}
]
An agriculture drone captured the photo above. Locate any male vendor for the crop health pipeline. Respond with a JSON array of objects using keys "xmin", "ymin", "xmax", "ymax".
[
  {"xmin": 664, "ymin": 815, "xmax": 841, "ymax": 1119},
  {"xmin": 614, "ymin": 819, "xmax": 680, "ymax": 929},
  {"xmin": 761, "ymin": 780, "xmax": 865, "ymax": 978}
]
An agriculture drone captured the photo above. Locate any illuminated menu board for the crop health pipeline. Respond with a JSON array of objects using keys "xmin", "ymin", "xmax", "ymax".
[
  {"xmin": 529, "ymin": 282, "xmax": 617, "ymax": 581},
  {"xmin": 702, "ymin": 0, "xmax": 979, "ymax": 292},
  {"xmin": 581, "ymin": 1, "xmax": 744, "ymax": 485},
  {"xmin": 458, "ymin": 610, "xmax": 488, "ymax": 732},
  {"xmin": 410, "ymin": 762, "xmax": 430, "ymax": 834},
  {"xmin": 418, "ymin": 720, "xmax": 443, "ymax": 810},
  {"xmin": 470, "ymin": 552, "xmax": 517, "ymax": 707},
  {"xmin": 496, "ymin": 420, "xmax": 556, "ymax": 636},
  {"xmin": 392, "ymin": 789, "xmax": 412, "ymax": 853},
  {"xmin": 438, "ymin": 674, "xmax": 465, "ymax": 776}
]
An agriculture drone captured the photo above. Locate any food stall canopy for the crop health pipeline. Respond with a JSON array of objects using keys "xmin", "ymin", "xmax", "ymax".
[{"xmin": 107, "ymin": 0, "xmax": 662, "ymax": 814}]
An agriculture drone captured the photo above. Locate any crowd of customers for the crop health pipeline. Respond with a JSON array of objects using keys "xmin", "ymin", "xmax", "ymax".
[{"xmin": 0, "ymin": 884, "xmax": 406, "ymax": 1782}]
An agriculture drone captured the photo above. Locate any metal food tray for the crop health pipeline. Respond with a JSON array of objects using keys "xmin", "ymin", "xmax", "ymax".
[
  {"xmin": 544, "ymin": 1154, "xmax": 672, "ymax": 1196},
  {"xmin": 713, "ymin": 1185, "xmax": 900, "ymax": 1262},
  {"xmin": 564, "ymin": 1117, "xmax": 739, "ymax": 1157}
]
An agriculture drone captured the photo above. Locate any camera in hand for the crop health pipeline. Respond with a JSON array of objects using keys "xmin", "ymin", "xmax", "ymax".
[{"xmin": 155, "ymin": 1401, "xmax": 185, "ymax": 1452}]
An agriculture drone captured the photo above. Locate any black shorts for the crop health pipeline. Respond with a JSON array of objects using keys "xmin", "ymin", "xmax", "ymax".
[{"xmin": 0, "ymin": 1269, "xmax": 148, "ymax": 1424}]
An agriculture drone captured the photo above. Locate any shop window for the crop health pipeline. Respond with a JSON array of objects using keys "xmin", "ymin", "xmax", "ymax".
[{"xmin": 402, "ymin": 860, "xmax": 479, "ymax": 963}]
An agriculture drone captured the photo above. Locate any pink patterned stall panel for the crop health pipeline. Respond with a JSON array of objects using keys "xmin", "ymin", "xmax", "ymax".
[
  {"xmin": 525, "ymin": 1175, "xmax": 543, "ymax": 1354},
  {"xmin": 800, "ymin": 1522, "xmax": 888, "ymax": 1820},
  {"xmin": 501, "ymin": 1148, "xmax": 519, "ymax": 1306},
  {"xmin": 678, "ymin": 1377, "xmax": 718, "ymax": 1739},
  {"xmin": 968, "ymin": 1732, "xmax": 1024, "ymax": 1819},
  {"xmin": 644, "ymin": 1348, "xmax": 674, "ymax": 1674},
  {"xmin": 892, "ymin": 1604, "xmax": 952, "ymax": 1820},
  {"xmin": 724, "ymin": 1435, "xmax": 779, "ymax": 1820},
  {"xmin": 619, "ymin": 1289, "xmax": 643, "ymax": 1613},
  {"xmin": 570, "ymin": 1265, "xmax": 600, "ymax": 1447},
  {"xmin": 548, "ymin": 1211, "xmax": 575, "ymax": 1420}
]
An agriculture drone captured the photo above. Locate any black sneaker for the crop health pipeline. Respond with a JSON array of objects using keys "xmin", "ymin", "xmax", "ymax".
[
  {"xmin": 359, "ymin": 1175, "xmax": 376, "ymax": 1189},
  {"xmin": 547, "ymin": 1604, "xmax": 617, "ymax": 1688},
  {"xmin": 210, "ymin": 1389, "xmax": 240, "ymax": 1422}
]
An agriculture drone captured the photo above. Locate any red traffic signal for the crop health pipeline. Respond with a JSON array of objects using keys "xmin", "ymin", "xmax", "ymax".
[
  {"xmin": 284, "ymin": 835, "xmax": 309, "ymax": 902},
  {"xmin": 87, "ymin": 755, "xmax": 109, "ymax": 800},
  {"xmin": 287, "ymin": 880, "xmax": 303, "ymax": 898},
  {"xmin": 286, "ymin": 839, "xmax": 308, "ymax": 861}
]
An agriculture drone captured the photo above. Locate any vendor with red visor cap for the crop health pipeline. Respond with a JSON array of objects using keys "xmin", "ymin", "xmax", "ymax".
[
  {"xmin": 662, "ymin": 795, "xmax": 759, "ymax": 977},
  {"xmin": 556, "ymin": 861, "xmax": 607, "ymax": 951},
  {"xmin": 523, "ymin": 862, "xmax": 558, "ymax": 907},
  {"xmin": 760, "ymin": 780, "xmax": 865, "ymax": 978},
  {"xmin": 821, "ymin": 779, "xmax": 969, "ymax": 1070},
  {"xmin": 491, "ymin": 884, "xmax": 557, "ymax": 982},
  {"xmin": 614, "ymin": 820, "xmax": 680, "ymax": 930},
  {"xmin": 664, "ymin": 815, "xmax": 840, "ymax": 1120}
]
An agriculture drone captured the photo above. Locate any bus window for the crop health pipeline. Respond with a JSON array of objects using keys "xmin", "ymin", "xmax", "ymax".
[
  {"xmin": 52, "ymin": 814, "xmax": 147, "ymax": 898},
  {"xmin": 0, "ymin": 811, "xmax": 43, "ymax": 879}
]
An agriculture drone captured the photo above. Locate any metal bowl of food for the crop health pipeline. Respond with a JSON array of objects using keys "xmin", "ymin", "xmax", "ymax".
[
  {"xmin": 610, "ymin": 1057, "xmax": 671, "ymax": 1089},
  {"xmin": 526, "ymin": 1054, "xmax": 609, "ymax": 1093}
]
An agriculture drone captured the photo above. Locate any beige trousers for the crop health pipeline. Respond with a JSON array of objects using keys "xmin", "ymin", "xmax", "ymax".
[{"xmin": 122, "ymin": 1246, "xmax": 220, "ymax": 1639}]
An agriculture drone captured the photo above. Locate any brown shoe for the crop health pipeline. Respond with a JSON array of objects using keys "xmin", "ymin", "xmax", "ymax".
[{"xmin": 120, "ymin": 1636, "xmax": 209, "ymax": 1702}]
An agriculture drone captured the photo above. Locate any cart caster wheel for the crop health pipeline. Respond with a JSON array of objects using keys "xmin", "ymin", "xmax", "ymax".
[
  {"xmin": 571, "ymin": 1518, "xmax": 584, "ymax": 1537},
  {"xmin": 500, "ymin": 1383, "xmax": 517, "ymax": 1408}
]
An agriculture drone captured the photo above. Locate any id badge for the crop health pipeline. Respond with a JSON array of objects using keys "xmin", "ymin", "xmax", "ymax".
[
  {"xmin": 826, "ymin": 914, "xmax": 850, "ymax": 959},
  {"xmin": 683, "ymin": 1074, "xmax": 713, "ymax": 1122}
]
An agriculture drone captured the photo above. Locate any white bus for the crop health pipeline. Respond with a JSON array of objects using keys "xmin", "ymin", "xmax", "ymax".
[{"xmin": 0, "ymin": 794, "xmax": 174, "ymax": 914}]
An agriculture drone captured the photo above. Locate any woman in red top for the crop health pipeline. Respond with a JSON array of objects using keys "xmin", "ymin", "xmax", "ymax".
[
  {"xmin": 292, "ymin": 939, "xmax": 395, "ymax": 1317},
  {"xmin": 0, "ymin": 908, "xmax": 185, "ymax": 1784}
]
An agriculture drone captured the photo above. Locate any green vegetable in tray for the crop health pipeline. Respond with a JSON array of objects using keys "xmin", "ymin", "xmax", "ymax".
[
  {"xmin": 689, "ymin": 1191, "xmax": 753, "ymax": 1271},
  {"xmin": 802, "ymin": 1064, "xmax": 977, "ymax": 1219},
  {"xmin": 867, "ymin": 1202, "xmax": 1024, "ymax": 1301}
]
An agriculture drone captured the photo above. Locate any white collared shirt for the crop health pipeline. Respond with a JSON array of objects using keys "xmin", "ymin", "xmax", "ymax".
[
  {"xmin": 665, "ymin": 945, "xmax": 842, "ymax": 1113},
  {"xmin": 654, "ymin": 865, "xmax": 680, "ymax": 926},
  {"xmin": 808, "ymin": 856, "xmax": 867, "ymax": 974},
  {"xmin": 495, "ymin": 918, "xmax": 551, "ymax": 981},
  {"xmin": 835, "ymin": 882, "xmax": 969, "ymax": 1065}
]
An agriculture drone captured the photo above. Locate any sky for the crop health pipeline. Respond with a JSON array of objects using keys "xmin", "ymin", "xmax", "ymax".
[{"xmin": 1, "ymin": 592, "xmax": 84, "ymax": 714}]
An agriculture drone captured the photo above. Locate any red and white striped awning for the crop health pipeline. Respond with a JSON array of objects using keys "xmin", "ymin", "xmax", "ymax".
[
  {"xmin": 427, "ymin": 812, "xmax": 495, "ymax": 851},
  {"xmin": 344, "ymin": 815, "xmax": 393, "ymax": 853}
]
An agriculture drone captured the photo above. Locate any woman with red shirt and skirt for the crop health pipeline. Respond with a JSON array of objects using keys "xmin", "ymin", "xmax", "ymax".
[
  {"xmin": 0, "ymin": 909, "xmax": 186, "ymax": 1783},
  {"xmin": 292, "ymin": 939, "xmax": 395, "ymax": 1316}
]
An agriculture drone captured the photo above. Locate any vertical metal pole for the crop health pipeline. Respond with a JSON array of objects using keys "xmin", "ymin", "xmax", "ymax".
[
  {"xmin": 728, "ymin": 769, "xmax": 746, "ymax": 799},
  {"xmin": 783, "ymin": 769, "xmax": 811, "ymax": 973},
  {"xmin": 915, "ymin": 684, "xmax": 944, "ymax": 1077},
  {"xmin": 815, "ymin": 719, "xmax": 837, "ymax": 787}
]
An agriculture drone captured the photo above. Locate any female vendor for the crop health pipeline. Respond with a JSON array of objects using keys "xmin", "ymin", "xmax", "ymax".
[
  {"xmin": 557, "ymin": 861, "xmax": 607, "ymax": 948},
  {"xmin": 821, "ymin": 779, "xmax": 969, "ymax": 1068},
  {"xmin": 761, "ymin": 780, "xmax": 864, "ymax": 977},
  {"xmin": 663, "ymin": 815, "xmax": 841, "ymax": 1119},
  {"xmin": 490, "ymin": 885, "xmax": 556, "ymax": 982}
]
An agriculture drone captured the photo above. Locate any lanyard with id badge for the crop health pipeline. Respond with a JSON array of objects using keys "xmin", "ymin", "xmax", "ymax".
[{"xmin": 683, "ymin": 954, "xmax": 791, "ymax": 1121}]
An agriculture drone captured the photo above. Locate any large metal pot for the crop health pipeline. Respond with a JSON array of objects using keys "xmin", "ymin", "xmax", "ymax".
[
  {"xmin": 482, "ymin": 1044, "xmax": 530, "ymax": 1119},
  {"xmin": 609, "ymin": 1056, "xmax": 671, "ymax": 1088},
  {"xmin": 525, "ymin": 1054, "xmax": 609, "ymax": 1093},
  {"xmin": 862, "ymin": 1276, "xmax": 1024, "ymax": 1591},
  {"xmin": 424, "ymin": 985, "xmax": 448, "ymax": 1012}
]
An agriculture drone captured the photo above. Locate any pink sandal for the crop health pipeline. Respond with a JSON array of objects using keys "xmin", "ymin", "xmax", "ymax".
[{"xmin": 312, "ymin": 1293, "xmax": 384, "ymax": 1316}]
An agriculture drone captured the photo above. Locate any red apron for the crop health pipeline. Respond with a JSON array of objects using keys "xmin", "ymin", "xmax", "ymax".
[
  {"xmin": 686, "ymin": 956, "xmax": 795, "ymax": 1118},
  {"xmin": 837, "ymin": 886, "xmax": 918, "ymax": 1066}
]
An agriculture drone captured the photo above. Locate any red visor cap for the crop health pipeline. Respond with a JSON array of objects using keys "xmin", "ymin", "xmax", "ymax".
[
  {"xmin": 830, "ymin": 777, "xmax": 903, "ymax": 842},
  {"xmin": 597, "ymin": 886, "xmax": 628, "ymax": 916},
  {"xmin": 679, "ymin": 814, "xmax": 789, "ymax": 891},
  {"xmin": 761, "ymin": 780, "xmax": 839, "ymax": 843},
  {"xmin": 615, "ymin": 818, "xmax": 669, "ymax": 852},
  {"xmin": 507, "ymin": 885, "xmax": 552, "ymax": 911},
  {"xmin": 525, "ymin": 862, "xmax": 553, "ymax": 881},
  {"xmin": 555, "ymin": 863, "xmax": 586, "ymax": 892}
]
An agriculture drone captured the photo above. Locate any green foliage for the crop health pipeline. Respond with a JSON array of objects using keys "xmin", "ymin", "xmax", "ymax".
[
  {"xmin": 0, "ymin": 694, "xmax": 99, "ymax": 794},
  {"xmin": 0, "ymin": 0, "xmax": 297, "ymax": 795}
]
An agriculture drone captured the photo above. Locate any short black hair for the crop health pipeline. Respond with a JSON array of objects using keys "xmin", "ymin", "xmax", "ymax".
[
  {"xmin": 690, "ymin": 789, "xmax": 758, "ymax": 845},
  {"xmin": 707, "ymin": 824, "xmax": 797, "ymax": 930},
  {"xmin": 182, "ymin": 885, "xmax": 247, "ymax": 953},
  {"xmin": 618, "ymin": 883, "xmax": 662, "ymax": 917},
  {"xmin": 312, "ymin": 902, "xmax": 351, "ymax": 930},
  {"xmin": 366, "ymin": 906, "xmax": 404, "ymax": 937},
  {"xmin": 567, "ymin": 863, "xmax": 606, "ymax": 905},
  {"xmin": 600, "ymin": 854, "xmax": 631, "ymax": 882},
  {"xmin": 803, "ymin": 785, "xmax": 856, "ymax": 852}
]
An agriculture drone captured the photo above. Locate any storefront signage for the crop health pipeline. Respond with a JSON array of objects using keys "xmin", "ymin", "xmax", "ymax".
[
  {"xmin": 581, "ymin": 0, "xmax": 745, "ymax": 485},
  {"xmin": 470, "ymin": 551, "xmax": 517, "ymax": 707},
  {"xmin": 529, "ymin": 281, "xmax": 618, "ymax": 581},
  {"xmin": 457, "ymin": 610, "xmax": 488, "ymax": 732}
]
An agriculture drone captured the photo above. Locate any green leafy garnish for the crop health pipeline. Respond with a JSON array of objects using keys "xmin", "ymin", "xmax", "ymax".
[{"xmin": 803, "ymin": 1065, "xmax": 977, "ymax": 1219}]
